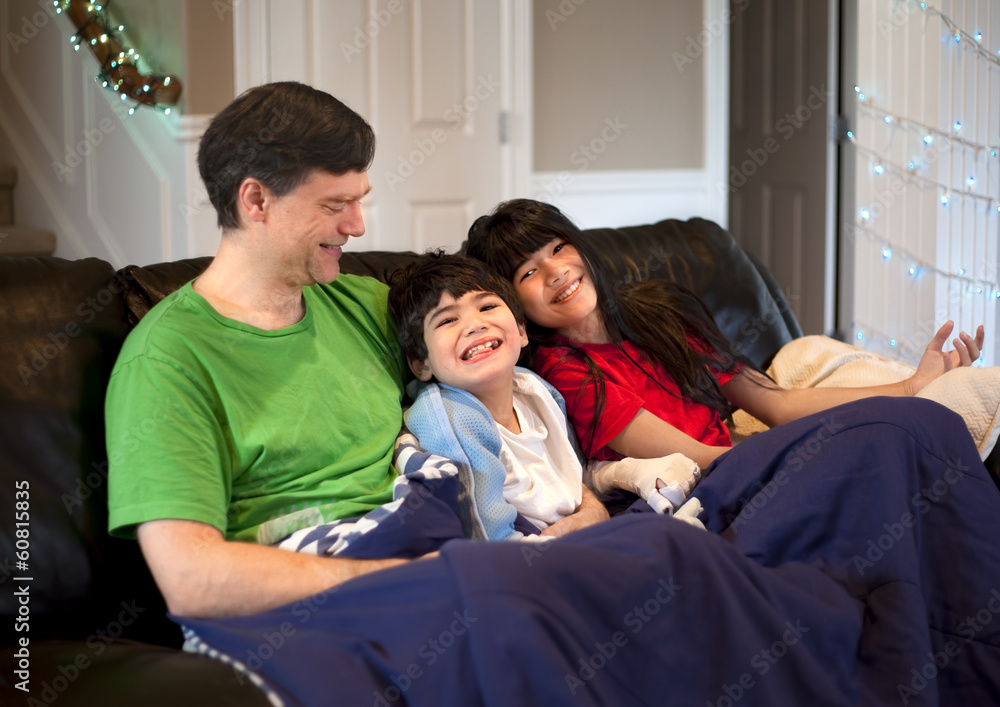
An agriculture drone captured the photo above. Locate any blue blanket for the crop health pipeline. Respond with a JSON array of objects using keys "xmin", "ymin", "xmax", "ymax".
[{"xmin": 177, "ymin": 397, "xmax": 1000, "ymax": 706}]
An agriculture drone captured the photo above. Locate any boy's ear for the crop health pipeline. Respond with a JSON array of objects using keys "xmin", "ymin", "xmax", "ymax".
[
  {"xmin": 518, "ymin": 323, "xmax": 529, "ymax": 349},
  {"xmin": 408, "ymin": 357, "xmax": 434, "ymax": 382}
]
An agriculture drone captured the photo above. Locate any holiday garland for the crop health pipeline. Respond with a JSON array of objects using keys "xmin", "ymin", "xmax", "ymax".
[{"xmin": 56, "ymin": 0, "xmax": 182, "ymax": 114}]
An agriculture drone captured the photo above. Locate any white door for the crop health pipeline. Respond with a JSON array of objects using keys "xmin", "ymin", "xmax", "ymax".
[
  {"xmin": 367, "ymin": 0, "xmax": 504, "ymax": 253},
  {"xmin": 247, "ymin": 0, "xmax": 509, "ymax": 254}
]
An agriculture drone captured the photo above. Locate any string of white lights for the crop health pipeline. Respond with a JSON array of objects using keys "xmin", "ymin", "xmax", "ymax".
[
  {"xmin": 55, "ymin": 0, "xmax": 181, "ymax": 115},
  {"xmin": 849, "ymin": 221, "xmax": 1000, "ymax": 295},
  {"xmin": 852, "ymin": 318, "xmax": 988, "ymax": 365},
  {"xmin": 910, "ymin": 1, "xmax": 1000, "ymax": 68},
  {"xmin": 851, "ymin": 143, "xmax": 1000, "ymax": 211},
  {"xmin": 852, "ymin": 93, "xmax": 1000, "ymax": 156},
  {"xmin": 851, "ymin": 320, "xmax": 922, "ymax": 353}
]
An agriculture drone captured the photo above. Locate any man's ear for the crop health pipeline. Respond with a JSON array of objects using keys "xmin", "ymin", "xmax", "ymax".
[
  {"xmin": 237, "ymin": 177, "xmax": 269, "ymax": 224},
  {"xmin": 518, "ymin": 323, "xmax": 529, "ymax": 349},
  {"xmin": 408, "ymin": 357, "xmax": 434, "ymax": 382}
]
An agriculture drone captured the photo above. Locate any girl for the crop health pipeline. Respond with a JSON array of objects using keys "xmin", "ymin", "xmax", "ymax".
[{"xmin": 466, "ymin": 199, "xmax": 984, "ymax": 469}]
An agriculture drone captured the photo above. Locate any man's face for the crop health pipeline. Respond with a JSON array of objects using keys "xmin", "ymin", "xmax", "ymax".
[
  {"xmin": 263, "ymin": 169, "xmax": 371, "ymax": 286},
  {"xmin": 410, "ymin": 290, "xmax": 528, "ymax": 400}
]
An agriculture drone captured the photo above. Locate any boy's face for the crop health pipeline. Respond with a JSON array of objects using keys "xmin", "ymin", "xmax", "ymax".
[{"xmin": 409, "ymin": 290, "xmax": 528, "ymax": 398}]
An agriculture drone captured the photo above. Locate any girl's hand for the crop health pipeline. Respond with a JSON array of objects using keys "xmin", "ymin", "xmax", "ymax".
[
  {"xmin": 910, "ymin": 322, "xmax": 985, "ymax": 394},
  {"xmin": 949, "ymin": 324, "xmax": 984, "ymax": 368}
]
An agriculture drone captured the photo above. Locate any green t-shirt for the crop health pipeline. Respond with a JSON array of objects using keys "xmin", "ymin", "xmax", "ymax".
[{"xmin": 106, "ymin": 275, "xmax": 405, "ymax": 544}]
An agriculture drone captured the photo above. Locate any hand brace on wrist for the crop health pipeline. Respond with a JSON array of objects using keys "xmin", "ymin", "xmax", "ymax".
[{"xmin": 587, "ymin": 453, "xmax": 702, "ymax": 515}]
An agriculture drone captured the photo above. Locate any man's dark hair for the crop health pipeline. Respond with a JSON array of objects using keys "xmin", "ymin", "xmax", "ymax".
[
  {"xmin": 388, "ymin": 250, "xmax": 526, "ymax": 363},
  {"xmin": 197, "ymin": 81, "xmax": 376, "ymax": 232}
]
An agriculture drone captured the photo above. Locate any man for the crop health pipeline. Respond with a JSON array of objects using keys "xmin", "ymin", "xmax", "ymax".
[
  {"xmin": 103, "ymin": 84, "xmax": 1000, "ymax": 707},
  {"xmin": 106, "ymin": 82, "xmax": 414, "ymax": 618}
]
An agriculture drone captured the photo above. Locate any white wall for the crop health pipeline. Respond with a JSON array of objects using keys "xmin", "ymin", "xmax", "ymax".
[{"xmin": 529, "ymin": 0, "xmax": 729, "ymax": 230}]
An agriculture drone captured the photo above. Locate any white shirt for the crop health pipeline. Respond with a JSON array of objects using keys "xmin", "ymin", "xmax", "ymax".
[{"xmin": 497, "ymin": 371, "xmax": 583, "ymax": 529}]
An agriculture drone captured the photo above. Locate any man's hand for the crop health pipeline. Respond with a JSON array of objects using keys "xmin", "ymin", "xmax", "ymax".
[
  {"xmin": 910, "ymin": 322, "xmax": 985, "ymax": 394},
  {"xmin": 539, "ymin": 486, "xmax": 610, "ymax": 538}
]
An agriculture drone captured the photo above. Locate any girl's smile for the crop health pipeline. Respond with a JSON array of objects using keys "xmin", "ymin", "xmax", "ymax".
[{"xmin": 513, "ymin": 240, "xmax": 608, "ymax": 343}]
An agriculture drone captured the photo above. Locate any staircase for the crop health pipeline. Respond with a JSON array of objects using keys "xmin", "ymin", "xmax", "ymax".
[{"xmin": 0, "ymin": 163, "xmax": 57, "ymax": 256}]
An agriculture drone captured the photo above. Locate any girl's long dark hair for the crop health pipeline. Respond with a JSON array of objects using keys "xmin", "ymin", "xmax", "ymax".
[{"xmin": 466, "ymin": 199, "xmax": 763, "ymax": 456}]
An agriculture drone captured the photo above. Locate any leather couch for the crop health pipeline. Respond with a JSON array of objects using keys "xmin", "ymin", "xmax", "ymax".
[{"xmin": 0, "ymin": 217, "xmax": 800, "ymax": 705}]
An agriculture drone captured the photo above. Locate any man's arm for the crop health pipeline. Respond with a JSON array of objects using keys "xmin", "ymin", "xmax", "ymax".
[
  {"xmin": 538, "ymin": 485, "xmax": 610, "ymax": 538},
  {"xmin": 137, "ymin": 519, "xmax": 410, "ymax": 619}
]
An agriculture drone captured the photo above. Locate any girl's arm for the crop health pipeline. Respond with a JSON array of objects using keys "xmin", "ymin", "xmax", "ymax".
[
  {"xmin": 723, "ymin": 321, "xmax": 984, "ymax": 428},
  {"xmin": 607, "ymin": 408, "xmax": 731, "ymax": 469}
]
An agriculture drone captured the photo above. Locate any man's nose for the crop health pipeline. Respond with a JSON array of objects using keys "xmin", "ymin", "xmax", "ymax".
[{"xmin": 342, "ymin": 202, "xmax": 366, "ymax": 237}]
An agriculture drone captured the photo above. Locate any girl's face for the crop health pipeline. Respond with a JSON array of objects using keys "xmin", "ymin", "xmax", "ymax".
[{"xmin": 512, "ymin": 239, "xmax": 605, "ymax": 342}]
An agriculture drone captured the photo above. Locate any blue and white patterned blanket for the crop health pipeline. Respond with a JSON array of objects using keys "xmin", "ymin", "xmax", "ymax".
[{"xmin": 271, "ymin": 429, "xmax": 468, "ymax": 559}]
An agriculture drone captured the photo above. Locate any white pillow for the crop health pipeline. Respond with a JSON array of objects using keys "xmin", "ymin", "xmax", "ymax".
[{"xmin": 730, "ymin": 335, "xmax": 1000, "ymax": 459}]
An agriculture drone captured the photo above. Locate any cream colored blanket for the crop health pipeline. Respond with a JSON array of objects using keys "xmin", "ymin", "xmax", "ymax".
[{"xmin": 730, "ymin": 335, "xmax": 1000, "ymax": 459}]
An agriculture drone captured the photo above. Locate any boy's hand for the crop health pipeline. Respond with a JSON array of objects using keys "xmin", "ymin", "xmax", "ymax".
[{"xmin": 539, "ymin": 486, "xmax": 609, "ymax": 538}]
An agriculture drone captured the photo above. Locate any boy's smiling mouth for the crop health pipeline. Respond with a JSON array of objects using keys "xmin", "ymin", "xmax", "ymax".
[
  {"xmin": 553, "ymin": 278, "xmax": 581, "ymax": 303},
  {"xmin": 462, "ymin": 339, "xmax": 502, "ymax": 361}
]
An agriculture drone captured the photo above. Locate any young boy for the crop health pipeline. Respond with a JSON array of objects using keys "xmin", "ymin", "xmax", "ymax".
[{"xmin": 388, "ymin": 251, "xmax": 704, "ymax": 542}]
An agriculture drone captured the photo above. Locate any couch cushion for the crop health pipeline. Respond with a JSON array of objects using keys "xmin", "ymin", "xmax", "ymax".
[{"xmin": 0, "ymin": 223, "xmax": 58, "ymax": 256}]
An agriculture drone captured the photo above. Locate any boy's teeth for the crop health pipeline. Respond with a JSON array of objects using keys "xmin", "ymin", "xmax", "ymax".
[{"xmin": 463, "ymin": 341, "xmax": 499, "ymax": 360}]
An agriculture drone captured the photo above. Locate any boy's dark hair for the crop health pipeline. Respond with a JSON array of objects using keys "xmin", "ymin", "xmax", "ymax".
[
  {"xmin": 467, "ymin": 199, "xmax": 764, "ymax": 457},
  {"xmin": 197, "ymin": 81, "xmax": 376, "ymax": 232},
  {"xmin": 388, "ymin": 250, "xmax": 526, "ymax": 363}
]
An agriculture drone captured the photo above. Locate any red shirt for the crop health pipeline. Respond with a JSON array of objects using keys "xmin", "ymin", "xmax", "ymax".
[{"xmin": 533, "ymin": 336, "xmax": 738, "ymax": 461}]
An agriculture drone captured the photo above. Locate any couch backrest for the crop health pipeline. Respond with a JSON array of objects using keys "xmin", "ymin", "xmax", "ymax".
[
  {"xmin": 0, "ymin": 217, "xmax": 799, "ymax": 647},
  {"xmin": 575, "ymin": 218, "xmax": 800, "ymax": 367},
  {"xmin": 119, "ymin": 219, "xmax": 799, "ymax": 368}
]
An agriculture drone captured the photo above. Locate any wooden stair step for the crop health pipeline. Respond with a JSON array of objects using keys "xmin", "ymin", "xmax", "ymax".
[{"xmin": 0, "ymin": 223, "xmax": 57, "ymax": 256}]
